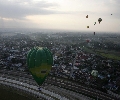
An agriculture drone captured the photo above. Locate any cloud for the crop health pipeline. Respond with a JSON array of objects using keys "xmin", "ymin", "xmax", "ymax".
[{"xmin": 0, "ymin": 0, "xmax": 60, "ymax": 20}]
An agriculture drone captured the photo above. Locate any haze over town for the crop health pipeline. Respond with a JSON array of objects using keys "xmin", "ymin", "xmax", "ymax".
[
  {"xmin": 0, "ymin": 0, "xmax": 120, "ymax": 33},
  {"xmin": 0, "ymin": 0, "xmax": 120, "ymax": 100}
]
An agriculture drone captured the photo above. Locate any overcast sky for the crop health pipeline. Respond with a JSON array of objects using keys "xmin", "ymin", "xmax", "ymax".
[{"xmin": 0, "ymin": 0, "xmax": 120, "ymax": 33}]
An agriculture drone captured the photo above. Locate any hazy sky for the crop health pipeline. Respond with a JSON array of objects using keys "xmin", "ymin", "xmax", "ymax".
[{"xmin": 0, "ymin": 0, "xmax": 120, "ymax": 32}]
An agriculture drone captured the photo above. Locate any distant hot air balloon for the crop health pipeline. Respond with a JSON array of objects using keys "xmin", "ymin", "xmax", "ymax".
[
  {"xmin": 86, "ymin": 39, "xmax": 90, "ymax": 43},
  {"xmin": 87, "ymin": 26, "xmax": 89, "ymax": 28},
  {"xmin": 27, "ymin": 47, "xmax": 53, "ymax": 86},
  {"xmin": 86, "ymin": 15, "xmax": 88, "ymax": 18},
  {"xmin": 98, "ymin": 18, "xmax": 102, "ymax": 24},
  {"xmin": 94, "ymin": 22, "xmax": 96, "ymax": 25}
]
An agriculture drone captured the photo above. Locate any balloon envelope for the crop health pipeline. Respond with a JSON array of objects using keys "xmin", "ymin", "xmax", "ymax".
[
  {"xmin": 86, "ymin": 15, "xmax": 88, "ymax": 18},
  {"xmin": 86, "ymin": 39, "xmax": 90, "ymax": 43},
  {"xmin": 98, "ymin": 18, "xmax": 102, "ymax": 24},
  {"xmin": 27, "ymin": 47, "xmax": 53, "ymax": 85}
]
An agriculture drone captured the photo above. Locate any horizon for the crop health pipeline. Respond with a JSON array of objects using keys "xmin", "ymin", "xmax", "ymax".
[
  {"xmin": 0, "ymin": 28, "xmax": 120, "ymax": 34},
  {"xmin": 0, "ymin": 0, "xmax": 120, "ymax": 33}
]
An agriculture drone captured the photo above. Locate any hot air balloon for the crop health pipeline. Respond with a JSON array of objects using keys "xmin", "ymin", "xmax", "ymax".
[
  {"xmin": 98, "ymin": 18, "xmax": 102, "ymax": 24},
  {"xmin": 86, "ymin": 15, "xmax": 88, "ymax": 18},
  {"xmin": 87, "ymin": 26, "xmax": 89, "ymax": 28},
  {"xmin": 86, "ymin": 39, "xmax": 90, "ymax": 43},
  {"xmin": 27, "ymin": 47, "xmax": 53, "ymax": 86}
]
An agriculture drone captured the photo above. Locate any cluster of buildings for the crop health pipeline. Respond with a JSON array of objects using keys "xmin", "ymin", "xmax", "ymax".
[
  {"xmin": 0, "ymin": 34, "xmax": 30, "ymax": 71},
  {"xmin": 0, "ymin": 33, "xmax": 120, "ymax": 94},
  {"xmin": 50, "ymin": 45, "xmax": 120, "ymax": 93}
]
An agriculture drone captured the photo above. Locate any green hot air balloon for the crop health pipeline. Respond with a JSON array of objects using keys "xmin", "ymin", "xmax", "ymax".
[{"xmin": 27, "ymin": 47, "xmax": 53, "ymax": 85}]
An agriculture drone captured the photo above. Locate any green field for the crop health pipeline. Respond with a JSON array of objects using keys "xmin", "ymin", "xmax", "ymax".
[
  {"xmin": 83, "ymin": 47, "xmax": 120, "ymax": 60},
  {"xmin": 96, "ymin": 49, "xmax": 120, "ymax": 60},
  {"xmin": 82, "ymin": 47, "xmax": 95, "ymax": 53},
  {"xmin": 98, "ymin": 52, "xmax": 120, "ymax": 60}
]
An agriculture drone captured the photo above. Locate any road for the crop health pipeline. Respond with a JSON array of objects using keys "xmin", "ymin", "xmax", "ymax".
[
  {"xmin": 0, "ymin": 76, "xmax": 69, "ymax": 100},
  {"xmin": 0, "ymin": 69, "xmax": 118, "ymax": 100},
  {"xmin": 46, "ymin": 77, "xmax": 117, "ymax": 100},
  {"xmin": 0, "ymin": 69, "xmax": 91, "ymax": 100}
]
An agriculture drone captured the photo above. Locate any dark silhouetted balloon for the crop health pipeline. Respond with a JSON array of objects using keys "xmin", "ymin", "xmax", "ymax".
[
  {"xmin": 86, "ymin": 15, "xmax": 88, "ymax": 18},
  {"xmin": 98, "ymin": 18, "xmax": 102, "ymax": 24}
]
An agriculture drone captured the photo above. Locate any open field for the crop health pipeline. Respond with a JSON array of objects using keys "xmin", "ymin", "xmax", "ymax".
[
  {"xmin": 97, "ymin": 52, "xmax": 120, "ymax": 60},
  {"xmin": 96, "ymin": 49, "xmax": 120, "ymax": 55},
  {"xmin": 96, "ymin": 49, "xmax": 120, "ymax": 60},
  {"xmin": 82, "ymin": 47, "xmax": 95, "ymax": 54},
  {"xmin": 83, "ymin": 47, "xmax": 120, "ymax": 60}
]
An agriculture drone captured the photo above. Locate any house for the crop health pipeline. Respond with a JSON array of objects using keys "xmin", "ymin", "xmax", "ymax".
[{"xmin": 17, "ymin": 67, "xmax": 25, "ymax": 71}]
